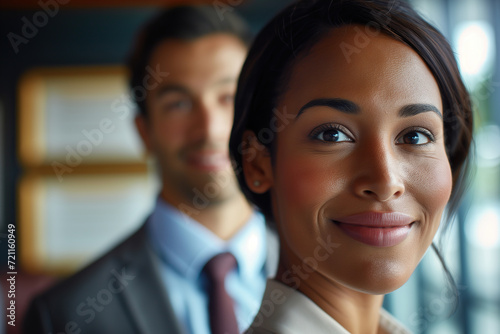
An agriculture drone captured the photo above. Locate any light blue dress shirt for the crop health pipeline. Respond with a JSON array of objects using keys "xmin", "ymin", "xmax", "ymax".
[{"xmin": 146, "ymin": 198, "xmax": 268, "ymax": 334}]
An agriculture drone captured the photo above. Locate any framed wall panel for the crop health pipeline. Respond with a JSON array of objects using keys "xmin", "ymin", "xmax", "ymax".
[
  {"xmin": 18, "ymin": 66, "xmax": 144, "ymax": 168},
  {"xmin": 17, "ymin": 66, "xmax": 158, "ymax": 275},
  {"xmin": 19, "ymin": 172, "xmax": 158, "ymax": 274}
]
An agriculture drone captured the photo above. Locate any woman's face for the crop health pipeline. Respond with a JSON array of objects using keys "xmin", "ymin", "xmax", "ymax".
[{"xmin": 255, "ymin": 26, "xmax": 452, "ymax": 294}]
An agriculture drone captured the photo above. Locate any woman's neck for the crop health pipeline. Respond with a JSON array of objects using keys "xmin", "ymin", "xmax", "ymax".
[{"xmin": 276, "ymin": 260, "xmax": 385, "ymax": 334}]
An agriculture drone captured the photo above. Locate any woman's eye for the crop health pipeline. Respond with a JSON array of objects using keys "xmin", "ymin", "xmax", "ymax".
[
  {"xmin": 397, "ymin": 131, "xmax": 432, "ymax": 145},
  {"xmin": 314, "ymin": 128, "xmax": 352, "ymax": 142}
]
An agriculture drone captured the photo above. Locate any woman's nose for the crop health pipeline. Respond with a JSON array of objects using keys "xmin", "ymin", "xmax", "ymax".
[{"xmin": 351, "ymin": 143, "xmax": 406, "ymax": 202}]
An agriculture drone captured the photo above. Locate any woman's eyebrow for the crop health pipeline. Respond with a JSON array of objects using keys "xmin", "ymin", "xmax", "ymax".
[
  {"xmin": 296, "ymin": 99, "xmax": 442, "ymax": 119},
  {"xmin": 296, "ymin": 98, "xmax": 360, "ymax": 119},
  {"xmin": 399, "ymin": 103, "xmax": 442, "ymax": 119}
]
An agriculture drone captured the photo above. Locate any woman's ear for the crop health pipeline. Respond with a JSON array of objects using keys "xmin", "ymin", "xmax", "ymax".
[{"xmin": 241, "ymin": 130, "xmax": 274, "ymax": 194}]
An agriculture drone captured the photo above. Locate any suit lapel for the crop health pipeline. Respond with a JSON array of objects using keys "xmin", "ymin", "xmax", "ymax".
[
  {"xmin": 114, "ymin": 225, "xmax": 185, "ymax": 334},
  {"xmin": 111, "ymin": 220, "xmax": 279, "ymax": 333}
]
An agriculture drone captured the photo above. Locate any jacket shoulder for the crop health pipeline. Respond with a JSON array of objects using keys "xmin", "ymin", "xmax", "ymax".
[
  {"xmin": 23, "ymin": 224, "xmax": 151, "ymax": 334},
  {"xmin": 47, "ymin": 224, "xmax": 147, "ymax": 295}
]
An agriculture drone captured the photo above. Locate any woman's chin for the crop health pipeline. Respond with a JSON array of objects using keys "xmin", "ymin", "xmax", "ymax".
[
  {"xmin": 333, "ymin": 260, "xmax": 414, "ymax": 295},
  {"xmin": 354, "ymin": 279, "xmax": 408, "ymax": 295}
]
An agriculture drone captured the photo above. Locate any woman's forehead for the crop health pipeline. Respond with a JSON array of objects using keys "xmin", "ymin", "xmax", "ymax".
[{"xmin": 281, "ymin": 25, "xmax": 443, "ymax": 115}]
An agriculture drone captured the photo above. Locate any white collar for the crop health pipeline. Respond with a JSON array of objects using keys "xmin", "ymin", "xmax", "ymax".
[
  {"xmin": 147, "ymin": 197, "xmax": 268, "ymax": 281},
  {"xmin": 248, "ymin": 280, "xmax": 412, "ymax": 334}
]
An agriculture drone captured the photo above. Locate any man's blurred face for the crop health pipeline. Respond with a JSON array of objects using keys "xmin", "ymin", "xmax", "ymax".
[{"xmin": 136, "ymin": 34, "xmax": 247, "ymax": 206}]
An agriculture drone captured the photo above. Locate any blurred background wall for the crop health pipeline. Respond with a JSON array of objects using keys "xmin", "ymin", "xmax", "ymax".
[{"xmin": 0, "ymin": 0, "xmax": 499, "ymax": 333}]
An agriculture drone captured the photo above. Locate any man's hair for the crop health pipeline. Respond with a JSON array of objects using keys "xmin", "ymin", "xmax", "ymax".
[{"xmin": 127, "ymin": 5, "xmax": 252, "ymax": 116}]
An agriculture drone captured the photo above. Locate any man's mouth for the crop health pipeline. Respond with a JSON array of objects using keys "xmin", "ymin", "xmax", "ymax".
[{"xmin": 185, "ymin": 151, "xmax": 231, "ymax": 171}]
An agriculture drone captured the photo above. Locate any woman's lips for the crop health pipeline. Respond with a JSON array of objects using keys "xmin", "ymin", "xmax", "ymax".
[{"xmin": 332, "ymin": 212, "xmax": 415, "ymax": 247}]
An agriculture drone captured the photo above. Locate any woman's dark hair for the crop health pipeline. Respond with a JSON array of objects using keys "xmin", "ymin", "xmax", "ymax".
[
  {"xmin": 127, "ymin": 5, "xmax": 252, "ymax": 117},
  {"xmin": 229, "ymin": 0, "xmax": 473, "ymax": 298}
]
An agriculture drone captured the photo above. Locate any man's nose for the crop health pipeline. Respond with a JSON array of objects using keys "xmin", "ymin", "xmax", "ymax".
[
  {"xmin": 351, "ymin": 142, "xmax": 406, "ymax": 202},
  {"xmin": 192, "ymin": 101, "xmax": 231, "ymax": 143}
]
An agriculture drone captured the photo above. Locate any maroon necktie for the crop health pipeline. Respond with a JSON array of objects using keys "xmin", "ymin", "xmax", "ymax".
[{"xmin": 203, "ymin": 252, "xmax": 239, "ymax": 334}]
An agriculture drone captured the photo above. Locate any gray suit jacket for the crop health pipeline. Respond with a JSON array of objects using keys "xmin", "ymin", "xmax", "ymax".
[{"xmin": 23, "ymin": 222, "xmax": 278, "ymax": 334}]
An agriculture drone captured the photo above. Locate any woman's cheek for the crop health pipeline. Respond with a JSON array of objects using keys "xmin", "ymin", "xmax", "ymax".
[
  {"xmin": 275, "ymin": 153, "xmax": 332, "ymax": 212},
  {"xmin": 273, "ymin": 152, "xmax": 329, "ymax": 260},
  {"xmin": 429, "ymin": 159, "xmax": 453, "ymax": 205},
  {"xmin": 410, "ymin": 156, "xmax": 453, "ymax": 241}
]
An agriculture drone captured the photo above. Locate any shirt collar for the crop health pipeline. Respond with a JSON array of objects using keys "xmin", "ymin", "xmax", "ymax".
[
  {"xmin": 227, "ymin": 210, "xmax": 268, "ymax": 280},
  {"xmin": 254, "ymin": 280, "xmax": 351, "ymax": 334},
  {"xmin": 147, "ymin": 197, "xmax": 267, "ymax": 281},
  {"xmin": 251, "ymin": 280, "xmax": 411, "ymax": 334}
]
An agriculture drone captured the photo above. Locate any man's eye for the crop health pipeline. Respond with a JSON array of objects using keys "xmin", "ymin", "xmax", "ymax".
[
  {"xmin": 163, "ymin": 99, "xmax": 192, "ymax": 112},
  {"xmin": 397, "ymin": 131, "xmax": 433, "ymax": 145},
  {"xmin": 314, "ymin": 127, "xmax": 352, "ymax": 142},
  {"xmin": 219, "ymin": 94, "xmax": 234, "ymax": 105}
]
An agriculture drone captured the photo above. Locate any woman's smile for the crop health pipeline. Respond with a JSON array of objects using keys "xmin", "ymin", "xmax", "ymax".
[{"xmin": 331, "ymin": 212, "xmax": 416, "ymax": 247}]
